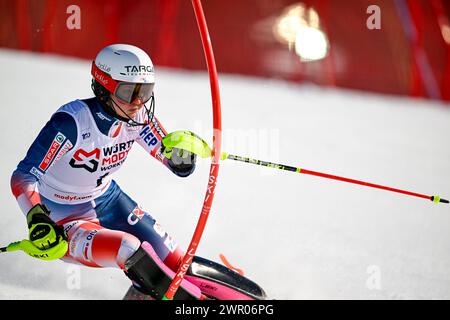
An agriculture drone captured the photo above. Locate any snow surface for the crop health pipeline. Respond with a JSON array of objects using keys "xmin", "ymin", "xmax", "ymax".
[{"xmin": 0, "ymin": 49, "xmax": 449, "ymax": 300}]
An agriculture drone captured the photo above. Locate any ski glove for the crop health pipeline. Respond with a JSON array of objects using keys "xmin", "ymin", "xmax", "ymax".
[
  {"xmin": 27, "ymin": 204, "xmax": 68, "ymax": 255},
  {"xmin": 163, "ymin": 147, "xmax": 197, "ymax": 177}
]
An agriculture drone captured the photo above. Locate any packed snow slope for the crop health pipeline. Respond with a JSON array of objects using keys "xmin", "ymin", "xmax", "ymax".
[{"xmin": 0, "ymin": 49, "xmax": 449, "ymax": 299}]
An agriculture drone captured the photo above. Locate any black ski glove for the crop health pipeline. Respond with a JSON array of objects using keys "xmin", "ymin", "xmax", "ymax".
[{"xmin": 164, "ymin": 147, "xmax": 197, "ymax": 177}]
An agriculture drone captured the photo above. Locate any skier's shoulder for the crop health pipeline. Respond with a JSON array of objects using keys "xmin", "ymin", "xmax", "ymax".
[
  {"xmin": 52, "ymin": 98, "xmax": 98, "ymax": 132},
  {"xmin": 46, "ymin": 99, "xmax": 87, "ymax": 143},
  {"xmin": 55, "ymin": 98, "xmax": 91, "ymax": 116}
]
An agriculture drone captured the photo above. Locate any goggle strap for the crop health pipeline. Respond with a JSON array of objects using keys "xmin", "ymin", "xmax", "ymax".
[{"xmin": 91, "ymin": 62, "xmax": 119, "ymax": 94}]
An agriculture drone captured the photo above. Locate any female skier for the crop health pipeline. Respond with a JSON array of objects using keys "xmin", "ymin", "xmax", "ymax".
[{"xmin": 10, "ymin": 44, "xmax": 265, "ymax": 300}]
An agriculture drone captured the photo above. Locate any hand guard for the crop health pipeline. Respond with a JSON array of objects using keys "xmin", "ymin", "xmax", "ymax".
[
  {"xmin": 162, "ymin": 146, "xmax": 197, "ymax": 177},
  {"xmin": 26, "ymin": 204, "xmax": 68, "ymax": 259}
]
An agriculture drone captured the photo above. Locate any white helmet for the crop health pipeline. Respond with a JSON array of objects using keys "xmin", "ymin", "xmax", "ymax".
[
  {"xmin": 91, "ymin": 44, "xmax": 155, "ymax": 103},
  {"xmin": 92, "ymin": 44, "xmax": 155, "ymax": 84},
  {"xmin": 91, "ymin": 44, "xmax": 156, "ymax": 124}
]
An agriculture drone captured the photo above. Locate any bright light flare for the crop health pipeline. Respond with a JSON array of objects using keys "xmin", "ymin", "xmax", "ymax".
[
  {"xmin": 295, "ymin": 26, "xmax": 328, "ymax": 61},
  {"xmin": 273, "ymin": 4, "xmax": 329, "ymax": 61}
]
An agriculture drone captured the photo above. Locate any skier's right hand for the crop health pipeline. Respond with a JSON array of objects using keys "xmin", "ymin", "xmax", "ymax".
[{"xmin": 26, "ymin": 204, "xmax": 68, "ymax": 255}]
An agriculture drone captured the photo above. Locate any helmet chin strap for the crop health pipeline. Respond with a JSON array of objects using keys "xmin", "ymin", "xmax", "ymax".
[{"xmin": 109, "ymin": 94, "xmax": 155, "ymax": 127}]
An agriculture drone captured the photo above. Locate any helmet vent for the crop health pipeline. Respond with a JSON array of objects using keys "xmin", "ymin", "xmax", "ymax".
[{"xmin": 114, "ymin": 51, "xmax": 121, "ymax": 55}]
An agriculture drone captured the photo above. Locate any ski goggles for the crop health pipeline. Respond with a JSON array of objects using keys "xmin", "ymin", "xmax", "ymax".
[
  {"xmin": 115, "ymin": 82, "xmax": 154, "ymax": 104},
  {"xmin": 91, "ymin": 62, "xmax": 154, "ymax": 103}
]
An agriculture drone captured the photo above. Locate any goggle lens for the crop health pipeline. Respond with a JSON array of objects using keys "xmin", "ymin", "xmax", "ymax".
[{"xmin": 115, "ymin": 82, "xmax": 154, "ymax": 103}]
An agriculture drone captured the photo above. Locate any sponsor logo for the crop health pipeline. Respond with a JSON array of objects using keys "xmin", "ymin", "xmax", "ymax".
[
  {"xmin": 69, "ymin": 148, "xmax": 100, "ymax": 173},
  {"xmin": 64, "ymin": 221, "xmax": 79, "ymax": 234},
  {"xmin": 101, "ymin": 140, "xmax": 134, "ymax": 171},
  {"xmin": 169, "ymin": 248, "xmax": 195, "ymax": 291},
  {"xmin": 83, "ymin": 230, "xmax": 98, "ymax": 261},
  {"xmin": 127, "ymin": 206, "xmax": 145, "ymax": 225},
  {"xmin": 55, "ymin": 134, "xmax": 65, "ymax": 143},
  {"xmin": 93, "ymin": 70, "xmax": 109, "ymax": 86},
  {"xmin": 70, "ymin": 227, "xmax": 83, "ymax": 255},
  {"xmin": 30, "ymin": 167, "xmax": 43, "ymax": 179},
  {"xmin": 204, "ymin": 165, "xmax": 219, "ymax": 203},
  {"xmin": 139, "ymin": 126, "xmax": 158, "ymax": 147},
  {"xmin": 98, "ymin": 63, "xmax": 111, "ymax": 73},
  {"xmin": 86, "ymin": 230, "xmax": 98, "ymax": 241},
  {"xmin": 199, "ymin": 282, "xmax": 218, "ymax": 292},
  {"xmin": 53, "ymin": 193, "xmax": 93, "ymax": 202},
  {"xmin": 96, "ymin": 112, "xmax": 111, "ymax": 122},
  {"xmin": 123, "ymin": 65, "xmax": 154, "ymax": 74},
  {"xmin": 39, "ymin": 133, "xmax": 66, "ymax": 171},
  {"xmin": 54, "ymin": 140, "xmax": 73, "ymax": 162},
  {"xmin": 69, "ymin": 141, "xmax": 134, "ymax": 173},
  {"xmin": 82, "ymin": 132, "xmax": 91, "ymax": 140},
  {"xmin": 102, "ymin": 141, "xmax": 133, "ymax": 156},
  {"xmin": 150, "ymin": 119, "xmax": 165, "ymax": 138}
]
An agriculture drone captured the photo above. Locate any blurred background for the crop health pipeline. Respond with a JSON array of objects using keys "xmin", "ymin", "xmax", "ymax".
[{"xmin": 2, "ymin": 0, "xmax": 450, "ymax": 101}]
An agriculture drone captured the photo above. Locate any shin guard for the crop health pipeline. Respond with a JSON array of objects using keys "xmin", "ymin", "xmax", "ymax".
[{"xmin": 124, "ymin": 242, "xmax": 202, "ymax": 300}]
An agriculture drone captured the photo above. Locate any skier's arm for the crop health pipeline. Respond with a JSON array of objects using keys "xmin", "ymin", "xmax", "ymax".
[
  {"xmin": 136, "ymin": 116, "xmax": 196, "ymax": 177},
  {"xmin": 11, "ymin": 112, "xmax": 77, "ymax": 215}
]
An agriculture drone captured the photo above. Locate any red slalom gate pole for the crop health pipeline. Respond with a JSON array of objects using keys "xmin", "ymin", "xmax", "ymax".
[{"xmin": 163, "ymin": 0, "xmax": 222, "ymax": 300}]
